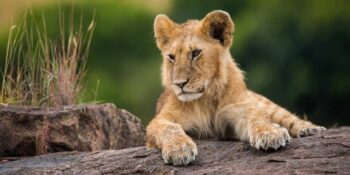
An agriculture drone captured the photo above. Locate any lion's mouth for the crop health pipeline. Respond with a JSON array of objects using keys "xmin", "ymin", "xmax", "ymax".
[
  {"xmin": 176, "ymin": 88, "xmax": 205, "ymax": 102},
  {"xmin": 180, "ymin": 88, "xmax": 205, "ymax": 95},
  {"xmin": 177, "ymin": 92, "xmax": 203, "ymax": 102},
  {"xmin": 172, "ymin": 83, "xmax": 206, "ymax": 102}
]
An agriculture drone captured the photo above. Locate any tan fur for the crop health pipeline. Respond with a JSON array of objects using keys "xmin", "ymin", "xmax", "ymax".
[{"xmin": 147, "ymin": 10, "xmax": 326, "ymax": 166}]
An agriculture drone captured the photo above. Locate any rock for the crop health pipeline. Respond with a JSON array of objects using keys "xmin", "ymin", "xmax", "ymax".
[
  {"xmin": 0, "ymin": 127, "xmax": 349, "ymax": 175},
  {"xmin": 0, "ymin": 103, "xmax": 145, "ymax": 156}
]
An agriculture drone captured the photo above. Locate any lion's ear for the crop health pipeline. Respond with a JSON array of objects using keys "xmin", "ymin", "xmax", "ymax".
[
  {"xmin": 154, "ymin": 14, "xmax": 177, "ymax": 50},
  {"xmin": 200, "ymin": 10, "xmax": 234, "ymax": 48}
]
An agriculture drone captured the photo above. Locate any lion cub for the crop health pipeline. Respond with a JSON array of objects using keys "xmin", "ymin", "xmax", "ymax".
[{"xmin": 146, "ymin": 10, "xmax": 326, "ymax": 166}]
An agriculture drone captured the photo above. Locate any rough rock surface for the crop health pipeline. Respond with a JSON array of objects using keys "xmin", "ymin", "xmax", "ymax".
[
  {"xmin": 0, "ymin": 103, "xmax": 145, "ymax": 156},
  {"xmin": 0, "ymin": 127, "xmax": 349, "ymax": 175}
]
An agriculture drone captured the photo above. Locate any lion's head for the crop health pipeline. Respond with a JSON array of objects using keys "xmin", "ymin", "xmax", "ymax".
[{"xmin": 154, "ymin": 10, "xmax": 235, "ymax": 102}]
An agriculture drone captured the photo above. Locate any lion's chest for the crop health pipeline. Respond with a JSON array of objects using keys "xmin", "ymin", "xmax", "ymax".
[
  {"xmin": 176, "ymin": 102, "xmax": 244, "ymax": 139},
  {"xmin": 177, "ymin": 105, "xmax": 217, "ymax": 138}
]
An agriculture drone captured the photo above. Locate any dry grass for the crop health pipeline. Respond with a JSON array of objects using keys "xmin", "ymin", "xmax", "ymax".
[{"xmin": 0, "ymin": 3, "xmax": 96, "ymax": 107}]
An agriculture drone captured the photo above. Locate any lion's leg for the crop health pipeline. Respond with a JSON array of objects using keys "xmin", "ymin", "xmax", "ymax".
[
  {"xmin": 216, "ymin": 106, "xmax": 290, "ymax": 150},
  {"xmin": 146, "ymin": 116, "xmax": 197, "ymax": 166},
  {"xmin": 266, "ymin": 106, "xmax": 326, "ymax": 138},
  {"xmin": 247, "ymin": 91, "xmax": 326, "ymax": 138}
]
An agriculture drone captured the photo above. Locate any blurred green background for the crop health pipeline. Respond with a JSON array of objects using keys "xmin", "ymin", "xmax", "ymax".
[{"xmin": 0, "ymin": 0, "xmax": 349, "ymax": 126}]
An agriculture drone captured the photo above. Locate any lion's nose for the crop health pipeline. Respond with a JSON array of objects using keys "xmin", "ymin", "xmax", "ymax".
[{"xmin": 174, "ymin": 79, "xmax": 189, "ymax": 89}]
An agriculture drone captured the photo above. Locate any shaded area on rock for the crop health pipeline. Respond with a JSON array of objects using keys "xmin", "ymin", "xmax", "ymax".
[{"xmin": 0, "ymin": 103, "xmax": 145, "ymax": 156}]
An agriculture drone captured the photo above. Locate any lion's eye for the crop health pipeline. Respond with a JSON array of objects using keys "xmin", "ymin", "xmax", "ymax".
[
  {"xmin": 191, "ymin": 49, "xmax": 202, "ymax": 60},
  {"xmin": 167, "ymin": 54, "xmax": 175, "ymax": 62}
]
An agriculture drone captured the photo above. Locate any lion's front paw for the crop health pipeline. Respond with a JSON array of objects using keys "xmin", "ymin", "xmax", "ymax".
[
  {"xmin": 250, "ymin": 124, "xmax": 291, "ymax": 150},
  {"xmin": 161, "ymin": 135, "xmax": 198, "ymax": 166},
  {"xmin": 296, "ymin": 125, "xmax": 326, "ymax": 137}
]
